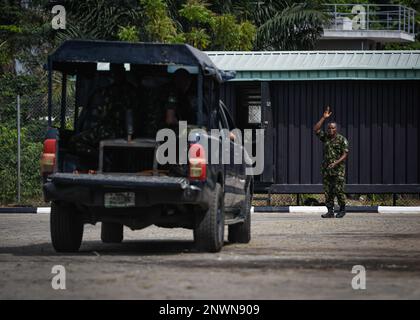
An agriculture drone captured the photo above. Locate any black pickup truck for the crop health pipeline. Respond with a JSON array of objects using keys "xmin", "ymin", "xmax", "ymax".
[{"xmin": 41, "ymin": 40, "xmax": 253, "ymax": 253}]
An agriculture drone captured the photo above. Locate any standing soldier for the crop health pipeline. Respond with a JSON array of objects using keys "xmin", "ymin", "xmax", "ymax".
[{"xmin": 314, "ymin": 106, "xmax": 349, "ymax": 218}]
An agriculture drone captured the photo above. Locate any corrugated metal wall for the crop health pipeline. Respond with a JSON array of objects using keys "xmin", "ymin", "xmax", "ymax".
[
  {"xmin": 272, "ymin": 80, "xmax": 420, "ymax": 186},
  {"xmin": 221, "ymin": 80, "xmax": 420, "ymax": 189}
]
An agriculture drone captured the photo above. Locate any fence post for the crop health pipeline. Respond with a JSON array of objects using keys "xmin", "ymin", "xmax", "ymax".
[
  {"xmin": 334, "ymin": 4, "xmax": 337, "ymax": 30},
  {"xmin": 17, "ymin": 94, "xmax": 21, "ymax": 204},
  {"xmin": 366, "ymin": 4, "xmax": 369, "ymax": 31},
  {"xmin": 399, "ymin": 6, "xmax": 401, "ymax": 31}
]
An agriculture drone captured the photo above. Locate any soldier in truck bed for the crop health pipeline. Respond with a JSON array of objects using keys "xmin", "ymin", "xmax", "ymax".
[{"xmin": 70, "ymin": 64, "xmax": 137, "ymax": 156}]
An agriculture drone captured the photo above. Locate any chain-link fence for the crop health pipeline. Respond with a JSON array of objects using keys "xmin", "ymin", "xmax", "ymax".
[
  {"xmin": 0, "ymin": 78, "xmax": 75, "ymax": 207},
  {"xmin": 252, "ymin": 193, "xmax": 420, "ymax": 207},
  {"xmin": 2, "ymin": 87, "xmax": 420, "ymax": 208}
]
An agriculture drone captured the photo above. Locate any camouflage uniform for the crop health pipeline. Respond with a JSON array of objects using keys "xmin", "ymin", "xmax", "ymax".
[
  {"xmin": 70, "ymin": 81, "xmax": 137, "ymax": 156},
  {"xmin": 316, "ymin": 130, "xmax": 349, "ymax": 210}
]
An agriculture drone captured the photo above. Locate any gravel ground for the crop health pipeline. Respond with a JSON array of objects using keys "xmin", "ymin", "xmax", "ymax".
[{"xmin": 0, "ymin": 211, "xmax": 420, "ymax": 299}]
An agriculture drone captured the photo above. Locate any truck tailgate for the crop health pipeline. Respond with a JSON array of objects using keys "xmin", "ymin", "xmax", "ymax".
[{"xmin": 49, "ymin": 173, "xmax": 189, "ymax": 190}]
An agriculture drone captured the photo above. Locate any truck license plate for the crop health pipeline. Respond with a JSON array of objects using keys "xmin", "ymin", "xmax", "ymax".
[{"xmin": 104, "ymin": 192, "xmax": 135, "ymax": 208}]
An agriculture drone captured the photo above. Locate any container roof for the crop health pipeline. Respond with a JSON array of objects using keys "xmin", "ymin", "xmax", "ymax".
[{"xmin": 206, "ymin": 51, "xmax": 420, "ymax": 81}]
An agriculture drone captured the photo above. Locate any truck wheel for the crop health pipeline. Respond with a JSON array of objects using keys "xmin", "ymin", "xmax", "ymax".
[
  {"xmin": 50, "ymin": 201, "xmax": 84, "ymax": 252},
  {"xmin": 228, "ymin": 185, "xmax": 251, "ymax": 243},
  {"xmin": 101, "ymin": 222, "xmax": 123, "ymax": 243},
  {"xmin": 194, "ymin": 183, "xmax": 225, "ymax": 252}
]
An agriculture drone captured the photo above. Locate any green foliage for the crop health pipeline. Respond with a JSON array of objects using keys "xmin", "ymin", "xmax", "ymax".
[
  {"xmin": 254, "ymin": 0, "xmax": 328, "ymax": 50},
  {"xmin": 139, "ymin": 0, "xmax": 180, "ymax": 43},
  {"xmin": 0, "ymin": 125, "xmax": 43, "ymax": 205},
  {"xmin": 211, "ymin": 14, "xmax": 256, "ymax": 50},
  {"xmin": 0, "ymin": 0, "xmax": 52, "ymax": 73},
  {"xmin": 178, "ymin": 0, "xmax": 256, "ymax": 50},
  {"xmin": 179, "ymin": 0, "xmax": 214, "ymax": 25},
  {"xmin": 0, "ymin": 73, "xmax": 45, "ymax": 123},
  {"xmin": 178, "ymin": 0, "xmax": 213, "ymax": 49},
  {"xmin": 184, "ymin": 27, "xmax": 210, "ymax": 49},
  {"xmin": 117, "ymin": 25, "xmax": 139, "ymax": 42},
  {"xmin": 57, "ymin": 0, "xmax": 141, "ymax": 42}
]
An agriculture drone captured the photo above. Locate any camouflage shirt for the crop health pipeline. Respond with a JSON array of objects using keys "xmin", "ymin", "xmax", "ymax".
[
  {"xmin": 316, "ymin": 130, "xmax": 349, "ymax": 177},
  {"xmin": 70, "ymin": 82, "xmax": 137, "ymax": 155}
]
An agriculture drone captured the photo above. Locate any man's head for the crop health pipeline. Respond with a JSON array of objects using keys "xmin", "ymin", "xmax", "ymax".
[
  {"xmin": 327, "ymin": 122, "xmax": 338, "ymax": 137},
  {"xmin": 173, "ymin": 68, "xmax": 192, "ymax": 93}
]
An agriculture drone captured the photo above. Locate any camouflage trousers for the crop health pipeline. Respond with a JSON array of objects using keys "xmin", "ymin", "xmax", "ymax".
[{"xmin": 323, "ymin": 174, "xmax": 346, "ymax": 209}]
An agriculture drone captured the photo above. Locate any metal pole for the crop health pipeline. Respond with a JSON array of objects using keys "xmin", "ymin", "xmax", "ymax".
[
  {"xmin": 410, "ymin": 11, "xmax": 415, "ymax": 34},
  {"xmin": 47, "ymin": 57, "xmax": 52, "ymax": 127},
  {"xmin": 334, "ymin": 4, "xmax": 337, "ymax": 30},
  {"xmin": 197, "ymin": 71, "xmax": 203, "ymax": 126},
  {"xmin": 399, "ymin": 6, "xmax": 401, "ymax": 31},
  {"xmin": 60, "ymin": 73, "xmax": 67, "ymax": 129},
  {"xmin": 367, "ymin": 4, "xmax": 369, "ymax": 30},
  {"xmin": 414, "ymin": 9, "xmax": 416, "ymax": 34},
  {"xmin": 17, "ymin": 95, "xmax": 21, "ymax": 204}
]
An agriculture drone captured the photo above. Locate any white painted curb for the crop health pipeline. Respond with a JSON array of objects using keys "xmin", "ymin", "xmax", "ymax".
[
  {"xmin": 378, "ymin": 206, "xmax": 420, "ymax": 214},
  {"xmin": 37, "ymin": 207, "xmax": 51, "ymax": 214},
  {"xmin": 288, "ymin": 206, "xmax": 328, "ymax": 213}
]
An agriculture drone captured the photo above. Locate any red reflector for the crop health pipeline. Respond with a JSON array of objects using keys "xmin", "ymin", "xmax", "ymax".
[
  {"xmin": 189, "ymin": 144, "xmax": 207, "ymax": 181},
  {"xmin": 43, "ymin": 139, "xmax": 56, "ymax": 154},
  {"xmin": 41, "ymin": 139, "xmax": 57, "ymax": 174}
]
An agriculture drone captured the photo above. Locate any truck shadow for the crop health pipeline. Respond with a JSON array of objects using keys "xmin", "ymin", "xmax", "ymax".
[{"xmin": 0, "ymin": 240, "xmax": 234, "ymax": 257}]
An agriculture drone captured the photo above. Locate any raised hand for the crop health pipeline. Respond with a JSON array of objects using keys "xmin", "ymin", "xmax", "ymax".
[{"xmin": 323, "ymin": 106, "xmax": 332, "ymax": 118}]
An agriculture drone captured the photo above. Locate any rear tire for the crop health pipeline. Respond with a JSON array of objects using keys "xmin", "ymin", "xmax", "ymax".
[
  {"xmin": 101, "ymin": 222, "xmax": 124, "ymax": 243},
  {"xmin": 228, "ymin": 184, "xmax": 251, "ymax": 243},
  {"xmin": 194, "ymin": 183, "xmax": 225, "ymax": 252},
  {"xmin": 50, "ymin": 201, "xmax": 84, "ymax": 252}
]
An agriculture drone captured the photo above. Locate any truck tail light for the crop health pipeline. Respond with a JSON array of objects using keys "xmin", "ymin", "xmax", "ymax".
[
  {"xmin": 188, "ymin": 143, "xmax": 206, "ymax": 181},
  {"xmin": 40, "ymin": 138, "xmax": 57, "ymax": 176}
]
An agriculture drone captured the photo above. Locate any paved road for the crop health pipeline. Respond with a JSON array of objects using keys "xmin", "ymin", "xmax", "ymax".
[{"xmin": 1, "ymin": 212, "xmax": 420, "ymax": 299}]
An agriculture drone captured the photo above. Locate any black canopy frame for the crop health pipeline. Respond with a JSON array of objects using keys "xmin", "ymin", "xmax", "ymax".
[{"xmin": 47, "ymin": 40, "xmax": 235, "ymax": 127}]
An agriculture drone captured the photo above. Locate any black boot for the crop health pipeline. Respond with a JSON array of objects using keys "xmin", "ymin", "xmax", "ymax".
[
  {"xmin": 335, "ymin": 205, "xmax": 346, "ymax": 218},
  {"xmin": 321, "ymin": 207, "xmax": 334, "ymax": 218}
]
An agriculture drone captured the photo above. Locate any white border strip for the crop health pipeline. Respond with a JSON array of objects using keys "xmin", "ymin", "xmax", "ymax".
[
  {"xmin": 36, "ymin": 207, "xmax": 51, "ymax": 214},
  {"xmin": 378, "ymin": 206, "xmax": 420, "ymax": 213},
  {"xmin": 4, "ymin": 206, "xmax": 420, "ymax": 215},
  {"xmin": 288, "ymin": 206, "xmax": 328, "ymax": 213}
]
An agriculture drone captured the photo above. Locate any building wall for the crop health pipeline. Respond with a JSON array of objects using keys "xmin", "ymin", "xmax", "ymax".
[{"xmin": 221, "ymin": 80, "xmax": 420, "ymax": 190}]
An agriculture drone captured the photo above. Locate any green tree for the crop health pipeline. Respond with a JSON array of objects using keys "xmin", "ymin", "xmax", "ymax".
[
  {"xmin": 179, "ymin": 0, "xmax": 256, "ymax": 50},
  {"xmin": 211, "ymin": 14, "xmax": 256, "ymax": 50},
  {"xmin": 254, "ymin": 0, "xmax": 328, "ymax": 50},
  {"xmin": 178, "ymin": 0, "xmax": 214, "ymax": 49},
  {"xmin": 139, "ymin": 0, "xmax": 183, "ymax": 43},
  {"xmin": 56, "ymin": 0, "xmax": 140, "ymax": 42}
]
